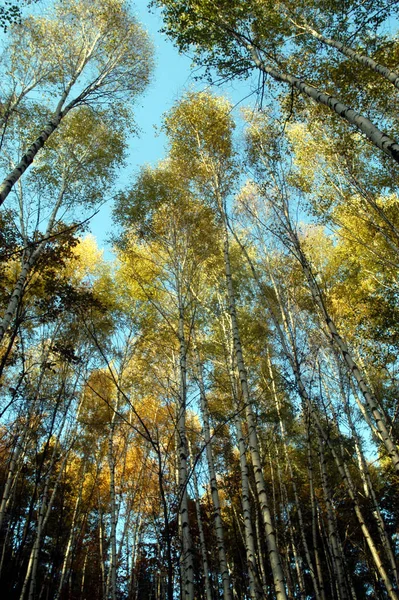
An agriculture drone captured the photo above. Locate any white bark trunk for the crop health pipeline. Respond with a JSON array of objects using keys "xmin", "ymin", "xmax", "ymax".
[
  {"xmin": 291, "ymin": 19, "xmax": 399, "ymax": 90},
  {"xmin": 245, "ymin": 43, "xmax": 399, "ymax": 164},
  {"xmin": 188, "ymin": 444, "xmax": 213, "ymax": 600},
  {"xmin": 221, "ymin": 210, "xmax": 287, "ymax": 600},
  {"xmin": 177, "ymin": 290, "xmax": 194, "ymax": 600},
  {"xmin": 193, "ymin": 338, "xmax": 232, "ymax": 600},
  {"xmin": 290, "ymin": 232, "xmax": 399, "ymax": 473},
  {"xmin": 0, "ymin": 181, "xmax": 66, "ymax": 343}
]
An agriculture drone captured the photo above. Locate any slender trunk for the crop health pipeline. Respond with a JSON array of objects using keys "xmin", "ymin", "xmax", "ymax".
[
  {"xmin": 107, "ymin": 396, "xmax": 119, "ymax": 600},
  {"xmin": 128, "ymin": 515, "xmax": 142, "ymax": 600},
  {"xmin": 306, "ymin": 417, "xmax": 327, "ymax": 600},
  {"xmin": 0, "ymin": 113, "xmax": 66, "ymax": 205},
  {"xmin": 289, "ymin": 18, "xmax": 399, "ymax": 90},
  {"xmin": 315, "ymin": 405, "xmax": 399, "ymax": 600},
  {"xmin": 320, "ymin": 371, "xmax": 399, "ymax": 600},
  {"xmin": 54, "ymin": 484, "xmax": 82, "ymax": 600},
  {"xmin": 266, "ymin": 351, "xmax": 322, "ymax": 600},
  {"xmin": 0, "ymin": 33, "xmax": 101, "ymax": 206},
  {"xmin": 288, "ymin": 229, "xmax": 399, "ymax": 473},
  {"xmin": 220, "ymin": 208, "xmax": 287, "ymax": 600},
  {"xmin": 193, "ymin": 336, "xmax": 232, "ymax": 600},
  {"xmin": 156, "ymin": 452, "xmax": 174, "ymax": 600},
  {"xmin": 99, "ymin": 501, "xmax": 106, "ymax": 599},
  {"xmin": 233, "ymin": 235, "xmax": 398, "ymax": 598},
  {"xmin": 249, "ymin": 483, "xmax": 269, "ymax": 593},
  {"xmin": 275, "ymin": 448, "xmax": 306, "ymax": 600},
  {"xmin": 317, "ymin": 434, "xmax": 349, "ymax": 600},
  {"xmin": 0, "ymin": 181, "xmax": 66, "ymax": 343},
  {"xmin": 20, "ymin": 435, "xmax": 72, "ymax": 600},
  {"xmin": 234, "ymin": 413, "xmax": 263, "ymax": 600},
  {"xmin": 244, "ymin": 41, "xmax": 399, "ymax": 164},
  {"xmin": 0, "ymin": 254, "xmax": 35, "ymax": 342},
  {"xmin": 177, "ymin": 288, "xmax": 194, "ymax": 600},
  {"xmin": 188, "ymin": 444, "xmax": 213, "ymax": 600},
  {"xmin": 80, "ymin": 547, "xmax": 88, "ymax": 599},
  {"xmin": 0, "ymin": 432, "xmax": 26, "ymax": 533},
  {"xmin": 19, "ymin": 478, "xmax": 50, "ymax": 600},
  {"xmin": 334, "ymin": 360, "xmax": 399, "ymax": 587},
  {"xmin": 223, "ymin": 332, "xmax": 262, "ymax": 600}
]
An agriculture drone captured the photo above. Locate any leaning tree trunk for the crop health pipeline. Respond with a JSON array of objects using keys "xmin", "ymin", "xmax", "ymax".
[
  {"xmin": 176, "ymin": 286, "xmax": 194, "ymax": 600},
  {"xmin": 333, "ymin": 357, "xmax": 399, "ymax": 587},
  {"xmin": 289, "ymin": 18, "xmax": 399, "ymax": 90},
  {"xmin": 193, "ymin": 336, "xmax": 233, "ymax": 600},
  {"xmin": 188, "ymin": 443, "xmax": 213, "ymax": 600},
  {"xmin": 219, "ymin": 202, "xmax": 287, "ymax": 600},
  {"xmin": 319, "ymin": 406, "xmax": 399, "ymax": 600},
  {"xmin": 0, "ymin": 31, "xmax": 102, "ymax": 207},
  {"xmin": 242, "ymin": 40, "xmax": 399, "ymax": 164},
  {"xmin": 0, "ymin": 181, "xmax": 66, "ymax": 344},
  {"xmin": 286, "ymin": 226, "xmax": 399, "ymax": 474}
]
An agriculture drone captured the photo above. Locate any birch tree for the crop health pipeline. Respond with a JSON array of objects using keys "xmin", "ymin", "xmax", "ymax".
[
  {"xmin": 156, "ymin": 0, "xmax": 399, "ymax": 165},
  {"xmin": 164, "ymin": 91, "xmax": 288, "ymax": 600},
  {"xmin": 0, "ymin": 106, "xmax": 125, "ymax": 345},
  {"xmin": 0, "ymin": 0, "xmax": 153, "ymax": 206}
]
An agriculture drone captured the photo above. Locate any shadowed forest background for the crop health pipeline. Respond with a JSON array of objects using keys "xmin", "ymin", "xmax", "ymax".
[{"xmin": 1, "ymin": 1, "xmax": 399, "ymax": 599}]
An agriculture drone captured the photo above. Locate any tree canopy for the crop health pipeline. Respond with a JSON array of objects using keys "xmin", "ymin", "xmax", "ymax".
[{"xmin": 1, "ymin": 1, "xmax": 399, "ymax": 599}]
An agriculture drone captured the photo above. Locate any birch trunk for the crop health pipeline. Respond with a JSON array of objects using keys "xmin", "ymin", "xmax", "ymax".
[
  {"xmin": 317, "ymin": 434, "xmax": 349, "ymax": 600},
  {"xmin": 275, "ymin": 448, "xmax": 306, "ymax": 600},
  {"xmin": 193, "ymin": 337, "xmax": 232, "ymax": 600},
  {"xmin": 234, "ymin": 413, "xmax": 263, "ymax": 600},
  {"xmin": 249, "ymin": 483, "xmax": 269, "ymax": 592},
  {"xmin": 306, "ymin": 417, "xmax": 327, "ymax": 600},
  {"xmin": 300, "ymin": 352, "xmax": 398, "ymax": 600},
  {"xmin": 0, "ymin": 30, "xmax": 104, "ymax": 206},
  {"xmin": 289, "ymin": 230, "xmax": 399, "ymax": 473},
  {"xmin": 106, "ymin": 394, "xmax": 120, "ymax": 600},
  {"xmin": 289, "ymin": 19, "xmax": 399, "ymax": 90},
  {"xmin": 80, "ymin": 548, "xmax": 89, "ymax": 599},
  {"xmin": 334, "ymin": 360, "xmax": 399, "ymax": 586},
  {"xmin": 244, "ymin": 42, "xmax": 399, "ymax": 164},
  {"xmin": 20, "ymin": 438, "xmax": 72, "ymax": 600},
  {"xmin": 220, "ymin": 207, "xmax": 287, "ymax": 600},
  {"xmin": 54, "ymin": 485, "xmax": 82, "ymax": 600},
  {"xmin": 19, "ymin": 478, "xmax": 50, "ymax": 600},
  {"xmin": 98, "ymin": 502, "xmax": 106, "ymax": 599},
  {"xmin": 313, "ymin": 403, "xmax": 399, "ymax": 600},
  {"xmin": 0, "ymin": 432, "xmax": 26, "ymax": 534},
  {"xmin": 128, "ymin": 515, "xmax": 142, "ymax": 600},
  {"xmin": 1, "ymin": 334, "xmax": 62, "ymax": 555},
  {"xmin": 237, "ymin": 240, "xmax": 398, "ymax": 600},
  {"xmin": 266, "ymin": 352, "xmax": 323, "ymax": 600},
  {"xmin": 0, "ymin": 181, "xmax": 66, "ymax": 344},
  {"xmin": 177, "ymin": 288, "xmax": 194, "ymax": 600},
  {"xmin": 188, "ymin": 445, "xmax": 213, "ymax": 600},
  {"xmin": 320, "ymin": 372, "xmax": 399, "ymax": 600}
]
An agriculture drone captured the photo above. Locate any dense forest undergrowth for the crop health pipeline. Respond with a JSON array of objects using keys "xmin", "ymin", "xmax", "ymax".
[{"xmin": 1, "ymin": 0, "xmax": 399, "ymax": 598}]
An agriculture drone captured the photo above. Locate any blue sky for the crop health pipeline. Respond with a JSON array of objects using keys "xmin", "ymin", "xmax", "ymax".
[
  {"xmin": 89, "ymin": 0, "xmax": 257, "ymax": 253},
  {"xmin": 89, "ymin": 0, "xmax": 197, "ymax": 249}
]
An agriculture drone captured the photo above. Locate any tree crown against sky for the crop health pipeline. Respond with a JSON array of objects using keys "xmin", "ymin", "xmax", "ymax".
[{"xmin": 1, "ymin": 2, "xmax": 399, "ymax": 600}]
